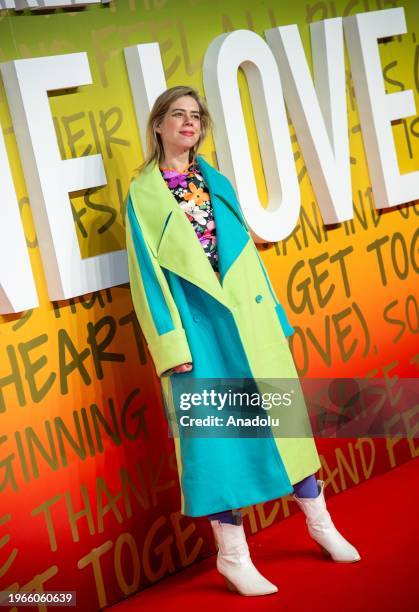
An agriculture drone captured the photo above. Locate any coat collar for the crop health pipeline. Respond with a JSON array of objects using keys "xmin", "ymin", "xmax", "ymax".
[{"xmin": 129, "ymin": 154, "xmax": 250, "ymax": 306}]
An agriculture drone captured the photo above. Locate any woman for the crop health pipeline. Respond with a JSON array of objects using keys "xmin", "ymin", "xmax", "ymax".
[{"xmin": 125, "ymin": 85, "xmax": 361, "ymax": 597}]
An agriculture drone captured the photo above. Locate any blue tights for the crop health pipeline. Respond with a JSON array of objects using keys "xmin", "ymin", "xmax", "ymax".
[{"xmin": 207, "ymin": 474, "xmax": 319, "ymax": 524}]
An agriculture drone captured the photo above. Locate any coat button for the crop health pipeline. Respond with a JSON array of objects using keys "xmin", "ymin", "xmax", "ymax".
[
  {"xmin": 255, "ymin": 294, "xmax": 263, "ymax": 303},
  {"xmin": 193, "ymin": 314, "xmax": 201, "ymax": 322}
]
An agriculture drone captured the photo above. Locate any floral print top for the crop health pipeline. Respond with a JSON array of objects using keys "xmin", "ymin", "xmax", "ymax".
[{"xmin": 159, "ymin": 159, "xmax": 219, "ymax": 272}]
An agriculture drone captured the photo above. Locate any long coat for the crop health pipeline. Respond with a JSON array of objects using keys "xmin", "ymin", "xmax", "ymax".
[{"xmin": 125, "ymin": 154, "xmax": 321, "ymax": 517}]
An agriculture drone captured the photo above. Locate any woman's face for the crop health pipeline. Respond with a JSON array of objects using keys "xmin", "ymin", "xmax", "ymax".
[{"xmin": 156, "ymin": 95, "xmax": 201, "ymax": 156}]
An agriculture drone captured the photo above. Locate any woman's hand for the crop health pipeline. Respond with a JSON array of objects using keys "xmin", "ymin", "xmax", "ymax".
[
  {"xmin": 172, "ymin": 362, "xmax": 193, "ymax": 373},
  {"xmin": 164, "ymin": 362, "xmax": 193, "ymax": 375}
]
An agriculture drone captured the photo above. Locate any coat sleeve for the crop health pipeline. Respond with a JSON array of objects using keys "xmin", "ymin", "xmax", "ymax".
[
  {"xmin": 222, "ymin": 174, "xmax": 295, "ymax": 338},
  {"xmin": 125, "ymin": 193, "xmax": 193, "ymax": 377}
]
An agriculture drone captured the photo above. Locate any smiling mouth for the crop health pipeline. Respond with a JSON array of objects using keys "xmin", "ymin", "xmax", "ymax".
[{"xmin": 180, "ymin": 132, "xmax": 194, "ymax": 136}]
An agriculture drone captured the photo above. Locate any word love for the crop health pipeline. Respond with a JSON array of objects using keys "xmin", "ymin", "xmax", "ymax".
[{"xmin": 0, "ymin": 7, "xmax": 417, "ymax": 314}]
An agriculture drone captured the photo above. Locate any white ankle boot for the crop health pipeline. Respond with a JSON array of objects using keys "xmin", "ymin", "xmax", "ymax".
[
  {"xmin": 210, "ymin": 519, "xmax": 278, "ymax": 596},
  {"xmin": 293, "ymin": 479, "xmax": 361, "ymax": 563}
]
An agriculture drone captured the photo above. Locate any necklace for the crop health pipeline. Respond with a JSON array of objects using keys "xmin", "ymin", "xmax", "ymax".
[
  {"xmin": 159, "ymin": 160, "xmax": 195, "ymax": 173},
  {"xmin": 160, "ymin": 160, "xmax": 198, "ymax": 189}
]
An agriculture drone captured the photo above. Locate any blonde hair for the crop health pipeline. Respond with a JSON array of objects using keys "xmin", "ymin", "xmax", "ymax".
[{"xmin": 137, "ymin": 85, "xmax": 213, "ymax": 173}]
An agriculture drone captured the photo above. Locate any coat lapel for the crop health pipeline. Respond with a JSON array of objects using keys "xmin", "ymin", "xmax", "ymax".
[
  {"xmin": 129, "ymin": 154, "xmax": 250, "ymax": 306},
  {"xmin": 197, "ymin": 155, "xmax": 250, "ymax": 281}
]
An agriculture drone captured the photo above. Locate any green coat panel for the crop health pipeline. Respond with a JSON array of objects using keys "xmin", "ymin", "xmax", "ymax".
[{"xmin": 125, "ymin": 154, "xmax": 321, "ymax": 516}]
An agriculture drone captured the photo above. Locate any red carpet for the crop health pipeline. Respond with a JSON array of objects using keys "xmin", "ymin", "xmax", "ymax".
[{"xmin": 109, "ymin": 458, "xmax": 419, "ymax": 611}]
